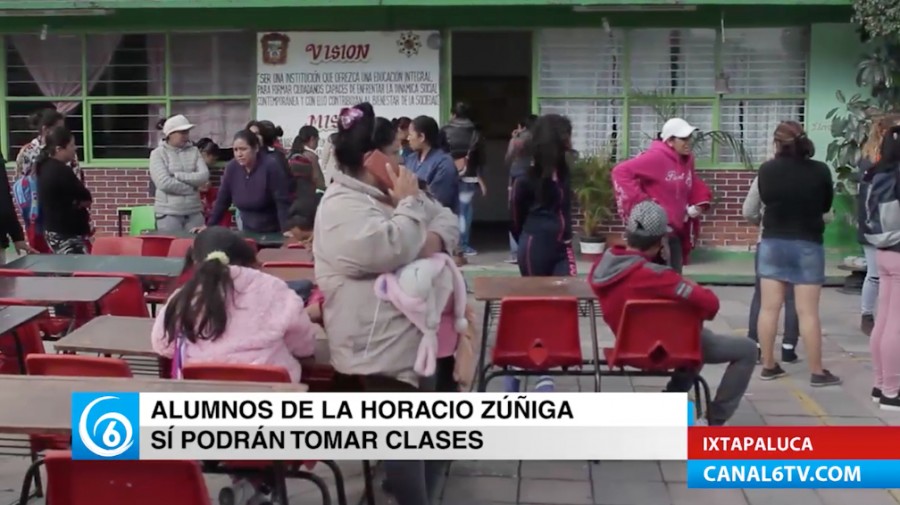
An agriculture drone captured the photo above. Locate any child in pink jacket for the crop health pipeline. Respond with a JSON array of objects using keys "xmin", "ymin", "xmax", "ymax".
[{"xmin": 151, "ymin": 226, "xmax": 318, "ymax": 383}]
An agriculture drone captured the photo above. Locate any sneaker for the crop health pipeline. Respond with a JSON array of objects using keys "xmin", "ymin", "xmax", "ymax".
[
  {"xmin": 219, "ymin": 480, "xmax": 256, "ymax": 505},
  {"xmin": 504, "ymin": 376, "xmax": 521, "ymax": 392},
  {"xmin": 872, "ymin": 387, "xmax": 882, "ymax": 403},
  {"xmin": 781, "ymin": 346, "xmax": 800, "ymax": 364},
  {"xmin": 463, "ymin": 247, "xmax": 478, "ymax": 257},
  {"xmin": 755, "ymin": 346, "xmax": 761, "ymax": 365},
  {"xmin": 879, "ymin": 394, "xmax": 900, "ymax": 411},
  {"xmin": 504, "ymin": 256, "xmax": 518, "ymax": 264},
  {"xmin": 760, "ymin": 364, "xmax": 787, "ymax": 381},
  {"xmin": 810, "ymin": 370, "xmax": 842, "ymax": 387},
  {"xmin": 861, "ymin": 314, "xmax": 875, "ymax": 337}
]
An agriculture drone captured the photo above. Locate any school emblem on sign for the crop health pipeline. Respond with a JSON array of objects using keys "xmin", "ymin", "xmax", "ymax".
[
  {"xmin": 260, "ymin": 33, "xmax": 290, "ymax": 65},
  {"xmin": 396, "ymin": 31, "xmax": 421, "ymax": 58}
]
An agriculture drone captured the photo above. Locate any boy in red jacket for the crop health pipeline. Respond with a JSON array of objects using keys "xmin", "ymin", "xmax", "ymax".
[{"xmin": 589, "ymin": 200, "xmax": 755, "ymax": 426}]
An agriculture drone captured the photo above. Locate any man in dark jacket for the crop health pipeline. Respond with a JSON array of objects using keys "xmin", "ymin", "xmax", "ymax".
[
  {"xmin": 0, "ymin": 150, "xmax": 33, "ymax": 263},
  {"xmin": 441, "ymin": 102, "xmax": 484, "ymax": 257},
  {"xmin": 588, "ymin": 200, "xmax": 755, "ymax": 426}
]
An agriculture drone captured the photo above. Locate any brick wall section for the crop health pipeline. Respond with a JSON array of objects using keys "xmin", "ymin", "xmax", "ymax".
[
  {"xmin": 9, "ymin": 167, "xmax": 758, "ymax": 248},
  {"xmin": 584, "ymin": 169, "xmax": 758, "ymax": 250}
]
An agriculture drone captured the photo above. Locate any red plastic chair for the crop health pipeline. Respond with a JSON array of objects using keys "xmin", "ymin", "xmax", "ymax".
[
  {"xmin": 91, "ymin": 237, "xmax": 142, "ymax": 256},
  {"xmin": 482, "ymin": 297, "xmax": 591, "ymax": 391},
  {"xmin": 72, "ymin": 272, "xmax": 149, "ymax": 318},
  {"xmin": 602, "ymin": 299, "xmax": 711, "ymax": 420},
  {"xmin": 23, "ymin": 355, "xmax": 133, "ymax": 496},
  {"xmin": 0, "ymin": 321, "xmax": 44, "ymax": 375},
  {"xmin": 0, "ymin": 298, "xmax": 82, "ymax": 339},
  {"xmin": 26, "ymin": 354, "xmax": 133, "ymax": 378},
  {"xmin": 182, "ymin": 363, "xmax": 291, "ymax": 382},
  {"xmin": 139, "ymin": 235, "xmax": 175, "ymax": 257},
  {"xmin": 20, "ymin": 450, "xmax": 209, "ymax": 505},
  {"xmin": 245, "ymin": 238, "xmax": 258, "ymax": 251},
  {"xmin": 181, "ymin": 363, "xmax": 343, "ymax": 505},
  {"xmin": 167, "ymin": 238, "xmax": 193, "ymax": 258},
  {"xmin": 262, "ymin": 261, "xmax": 315, "ymax": 268},
  {"xmin": 0, "ymin": 268, "xmax": 36, "ymax": 277}
]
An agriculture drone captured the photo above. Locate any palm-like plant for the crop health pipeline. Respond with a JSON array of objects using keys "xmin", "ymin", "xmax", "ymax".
[
  {"xmin": 571, "ymin": 149, "xmax": 616, "ymax": 239},
  {"xmin": 631, "ymin": 91, "xmax": 754, "ymax": 169}
]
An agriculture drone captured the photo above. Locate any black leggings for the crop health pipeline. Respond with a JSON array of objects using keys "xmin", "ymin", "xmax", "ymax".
[{"xmin": 517, "ymin": 232, "xmax": 572, "ymax": 276}]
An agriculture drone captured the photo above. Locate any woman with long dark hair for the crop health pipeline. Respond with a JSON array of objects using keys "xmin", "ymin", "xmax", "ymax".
[
  {"xmin": 506, "ymin": 114, "xmax": 577, "ymax": 394},
  {"xmin": 511, "ymin": 114, "xmax": 577, "ymax": 277},
  {"xmin": 856, "ymin": 117, "xmax": 900, "ymax": 336},
  {"xmin": 756, "ymin": 121, "xmax": 839, "ymax": 387},
  {"xmin": 315, "ymin": 102, "xmax": 458, "ymax": 505},
  {"xmin": 863, "ymin": 125, "xmax": 900, "ymax": 410},
  {"xmin": 36, "ymin": 126, "xmax": 92, "ymax": 254}
]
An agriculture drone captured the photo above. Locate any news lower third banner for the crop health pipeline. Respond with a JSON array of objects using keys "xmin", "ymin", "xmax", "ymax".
[
  {"xmin": 687, "ymin": 426, "xmax": 900, "ymax": 488},
  {"xmin": 70, "ymin": 392, "xmax": 688, "ymax": 461}
]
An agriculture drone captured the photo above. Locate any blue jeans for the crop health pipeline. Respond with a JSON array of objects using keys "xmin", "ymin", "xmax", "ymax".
[
  {"xmin": 758, "ymin": 238, "xmax": 826, "ymax": 285},
  {"xmin": 458, "ymin": 182, "xmax": 478, "ymax": 250},
  {"xmin": 862, "ymin": 245, "xmax": 880, "ymax": 316}
]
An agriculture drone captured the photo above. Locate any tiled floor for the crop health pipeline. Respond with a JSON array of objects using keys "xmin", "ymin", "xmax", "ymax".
[{"xmin": 1, "ymin": 284, "xmax": 896, "ymax": 505}]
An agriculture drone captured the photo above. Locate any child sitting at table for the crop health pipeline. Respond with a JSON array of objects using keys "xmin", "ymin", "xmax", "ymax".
[
  {"xmin": 588, "ymin": 201, "xmax": 756, "ymax": 426},
  {"xmin": 151, "ymin": 226, "xmax": 320, "ymax": 382}
]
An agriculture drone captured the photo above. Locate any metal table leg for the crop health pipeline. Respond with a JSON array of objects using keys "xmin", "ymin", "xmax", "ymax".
[
  {"xmin": 475, "ymin": 300, "xmax": 492, "ymax": 392},
  {"xmin": 588, "ymin": 301, "xmax": 602, "ymax": 392}
]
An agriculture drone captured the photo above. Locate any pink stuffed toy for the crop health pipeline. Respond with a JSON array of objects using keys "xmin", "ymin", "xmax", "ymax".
[{"xmin": 374, "ymin": 253, "xmax": 468, "ymax": 377}]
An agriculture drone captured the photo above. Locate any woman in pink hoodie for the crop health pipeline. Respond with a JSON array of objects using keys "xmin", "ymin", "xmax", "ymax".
[
  {"xmin": 151, "ymin": 226, "xmax": 318, "ymax": 383},
  {"xmin": 612, "ymin": 118, "xmax": 712, "ymax": 272}
]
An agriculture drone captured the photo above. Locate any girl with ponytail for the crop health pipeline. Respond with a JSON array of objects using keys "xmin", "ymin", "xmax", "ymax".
[{"xmin": 152, "ymin": 226, "xmax": 319, "ymax": 383}]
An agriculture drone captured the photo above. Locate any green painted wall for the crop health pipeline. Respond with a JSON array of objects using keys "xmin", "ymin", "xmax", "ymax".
[
  {"xmin": 0, "ymin": 5, "xmax": 850, "ymax": 32},
  {"xmin": 0, "ymin": 0, "xmax": 854, "ymax": 8},
  {"xmin": 807, "ymin": 23, "xmax": 866, "ymax": 251}
]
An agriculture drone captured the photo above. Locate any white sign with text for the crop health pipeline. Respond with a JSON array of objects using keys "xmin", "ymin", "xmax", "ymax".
[{"xmin": 256, "ymin": 30, "xmax": 441, "ymax": 145}]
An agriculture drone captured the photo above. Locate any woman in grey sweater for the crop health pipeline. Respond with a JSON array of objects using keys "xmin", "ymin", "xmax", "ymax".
[
  {"xmin": 148, "ymin": 114, "xmax": 209, "ymax": 233},
  {"xmin": 743, "ymin": 176, "xmax": 800, "ymax": 363}
]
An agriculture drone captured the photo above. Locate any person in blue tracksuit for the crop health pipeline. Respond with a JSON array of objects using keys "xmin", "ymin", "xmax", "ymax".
[
  {"xmin": 506, "ymin": 114, "xmax": 577, "ymax": 393},
  {"xmin": 511, "ymin": 114, "xmax": 577, "ymax": 277}
]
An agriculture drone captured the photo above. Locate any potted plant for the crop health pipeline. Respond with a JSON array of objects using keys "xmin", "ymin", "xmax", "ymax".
[{"xmin": 571, "ymin": 150, "xmax": 616, "ymax": 257}]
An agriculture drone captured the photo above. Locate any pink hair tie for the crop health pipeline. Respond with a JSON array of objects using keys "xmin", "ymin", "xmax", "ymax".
[{"xmin": 339, "ymin": 107, "xmax": 364, "ymax": 130}]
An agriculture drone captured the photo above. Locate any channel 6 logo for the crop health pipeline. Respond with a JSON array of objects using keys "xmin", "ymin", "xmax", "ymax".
[{"xmin": 71, "ymin": 392, "xmax": 140, "ymax": 460}]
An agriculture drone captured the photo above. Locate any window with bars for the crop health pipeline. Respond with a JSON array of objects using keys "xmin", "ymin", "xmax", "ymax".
[
  {"xmin": 536, "ymin": 26, "xmax": 808, "ymax": 166},
  {"xmin": 3, "ymin": 32, "xmax": 255, "ymax": 164}
]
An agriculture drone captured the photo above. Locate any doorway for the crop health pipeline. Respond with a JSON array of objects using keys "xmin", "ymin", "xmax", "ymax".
[{"xmin": 450, "ymin": 31, "xmax": 532, "ymax": 256}]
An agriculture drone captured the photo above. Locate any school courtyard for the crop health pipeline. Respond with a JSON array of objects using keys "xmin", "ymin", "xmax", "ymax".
[{"xmin": 0, "ymin": 276, "xmax": 891, "ymax": 505}]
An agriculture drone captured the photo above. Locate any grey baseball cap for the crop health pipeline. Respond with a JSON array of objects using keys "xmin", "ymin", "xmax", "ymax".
[{"xmin": 626, "ymin": 200, "xmax": 669, "ymax": 238}]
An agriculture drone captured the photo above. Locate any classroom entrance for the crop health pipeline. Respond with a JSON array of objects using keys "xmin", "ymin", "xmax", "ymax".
[{"xmin": 450, "ymin": 30, "xmax": 532, "ymax": 258}]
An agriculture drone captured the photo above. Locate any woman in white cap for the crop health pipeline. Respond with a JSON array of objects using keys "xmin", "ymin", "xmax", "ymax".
[
  {"xmin": 149, "ymin": 114, "xmax": 210, "ymax": 233},
  {"xmin": 611, "ymin": 117, "xmax": 712, "ymax": 273}
]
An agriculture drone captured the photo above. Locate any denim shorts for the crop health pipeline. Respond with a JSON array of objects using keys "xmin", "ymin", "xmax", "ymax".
[{"xmin": 757, "ymin": 238, "xmax": 825, "ymax": 285}]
